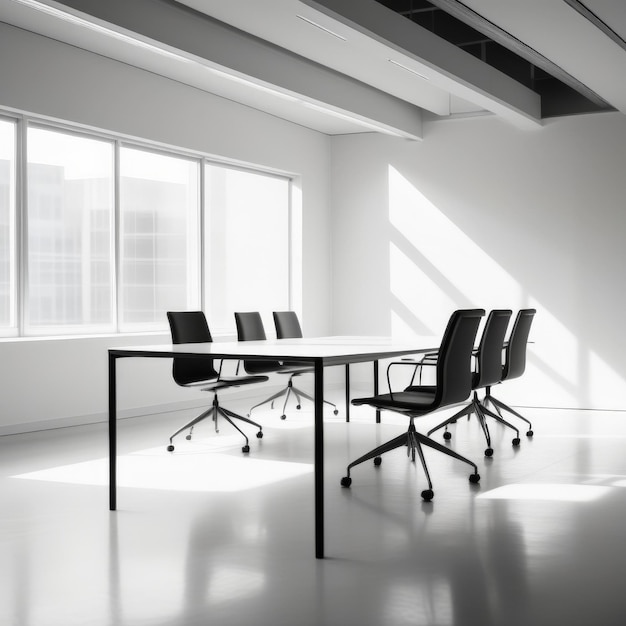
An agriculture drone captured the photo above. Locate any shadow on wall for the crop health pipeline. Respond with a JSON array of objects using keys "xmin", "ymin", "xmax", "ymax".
[{"xmin": 386, "ymin": 165, "xmax": 625, "ymax": 410}]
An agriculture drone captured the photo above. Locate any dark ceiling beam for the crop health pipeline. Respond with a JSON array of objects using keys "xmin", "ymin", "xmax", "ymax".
[{"xmin": 427, "ymin": 0, "xmax": 610, "ymax": 108}]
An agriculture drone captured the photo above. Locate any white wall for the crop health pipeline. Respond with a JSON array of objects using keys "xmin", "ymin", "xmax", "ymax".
[
  {"xmin": 331, "ymin": 112, "xmax": 626, "ymax": 410},
  {"xmin": 5, "ymin": 23, "xmax": 625, "ymax": 433},
  {"xmin": 0, "ymin": 24, "xmax": 333, "ymax": 433}
]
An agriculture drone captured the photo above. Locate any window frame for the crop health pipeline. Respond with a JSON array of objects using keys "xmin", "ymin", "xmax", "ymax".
[
  {"xmin": 0, "ymin": 115, "xmax": 18, "ymax": 337},
  {"xmin": 1, "ymin": 110, "xmax": 295, "ymax": 338}
]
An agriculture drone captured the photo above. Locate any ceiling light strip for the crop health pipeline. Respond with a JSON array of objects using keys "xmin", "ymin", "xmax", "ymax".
[
  {"xmin": 388, "ymin": 59, "xmax": 429, "ymax": 80},
  {"xmin": 12, "ymin": 0, "xmax": 308, "ymax": 102},
  {"xmin": 10, "ymin": 0, "xmax": 408, "ymax": 136},
  {"xmin": 296, "ymin": 14, "xmax": 346, "ymax": 41},
  {"xmin": 205, "ymin": 67, "xmax": 301, "ymax": 102},
  {"xmin": 300, "ymin": 101, "xmax": 407, "ymax": 137},
  {"xmin": 9, "ymin": 0, "xmax": 196, "ymax": 63}
]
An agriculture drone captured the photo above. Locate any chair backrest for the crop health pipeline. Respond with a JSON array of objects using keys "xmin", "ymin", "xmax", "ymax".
[
  {"xmin": 435, "ymin": 309, "xmax": 485, "ymax": 407},
  {"xmin": 235, "ymin": 311, "xmax": 267, "ymax": 341},
  {"xmin": 234, "ymin": 311, "xmax": 282, "ymax": 373},
  {"xmin": 167, "ymin": 311, "xmax": 219, "ymax": 386},
  {"xmin": 474, "ymin": 309, "xmax": 512, "ymax": 390},
  {"xmin": 502, "ymin": 308, "xmax": 536, "ymax": 381},
  {"xmin": 273, "ymin": 311, "xmax": 303, "ymax": 339}
]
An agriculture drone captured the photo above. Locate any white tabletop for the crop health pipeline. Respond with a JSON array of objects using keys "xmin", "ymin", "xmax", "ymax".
[{"xmin": 110, "ymin": 335, "xmax": 440, "ymax": 365}]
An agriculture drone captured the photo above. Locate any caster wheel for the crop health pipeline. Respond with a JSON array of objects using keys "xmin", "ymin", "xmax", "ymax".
[
  {"xmin": 340, "ymin": 476, "xmax": 352, "ymax": 488},
  {"xmin": 242, "ymin": 445, "xmax": 250, "ymax": 453},
  {"xmin": 280, "ymin": 414, "xmax": 287, "ymax": 420},
  {"xmin": 374, "ymin": 457, "xmax": 382, "ymax": 466},
  {"xmin": 485, "ymin": 447, "xmax": 494, "ymax": 457},
  {"xmin": 256, "ymin": 431, "xmax": 263, "ymax": 439},
  {"xmin": 443, "ymin": 431, "xmax": 452, "ymax": 441},
  {"xmin": 512, "ymin": 437, "xmax": 521, "ymax": 447},
  {"xmin": 167, "ymin": 444, "xmax": 175, "ymax": 452},
  {"xmin": 296, "ymin": 405, "xmax": 301, "ymax": 410},
  {"xmin": 527, "ymin": 430, "xmax": 534, "ymax": 437},
  {"xmin": 469, "ymin": 473, "xmax": 481, "ymax": 484},
  {"xmin": 421, "ymin": 489, "xmax": 434, "ymax": 502},
  {"xmin": 333, "ymin": 409, "xmax": 339, "ymax": 416},
  {"xmin": 185, "ymin": 434, "xmax": 192, "ymax": 441}
]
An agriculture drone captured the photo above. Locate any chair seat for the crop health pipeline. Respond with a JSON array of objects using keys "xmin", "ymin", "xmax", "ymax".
[
  {"xmin": 183, "ymin": 374, "xmax": 269, "ymax": 391},
  {"xmin": 352, "ymin": 387, "xmax": 438, "ymax": 414},
  {"xmin": 402, "ymin": 385, "xmax": 437, "ymax": 394},
  {"xmin": 244, "ymin": 362, "xmax": 311, "ymax": 376},
  {"xmin": 278, "ymin": 364, "xmax": 313, "ymax": 374}
]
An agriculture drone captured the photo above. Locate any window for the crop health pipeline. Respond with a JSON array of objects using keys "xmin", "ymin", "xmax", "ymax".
[
  {"xmin": 4, "ymin": 113, "xmax": 293, "ymax": 337},
  {"xmin": 0, "ymin": 118, "xmax": 16, "ymax": 335},
  {"xmin": 205, "ymin": 164, "xmax": 290, "ymax": 333},
  {"xmin": 26, "ymin": 126, "xmax": 115, "ymax": 334},
  {"xmin": 119, "ymin": 147, "xmax": 200, "ymax": 330}
]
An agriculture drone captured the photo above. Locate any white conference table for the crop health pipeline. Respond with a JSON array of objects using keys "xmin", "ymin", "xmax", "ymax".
[{"xmin": 108, "ymin": 336, "xmax": 439, "ymax": 558}]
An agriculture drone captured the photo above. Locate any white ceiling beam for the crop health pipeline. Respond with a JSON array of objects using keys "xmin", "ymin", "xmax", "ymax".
[
  {"xmin": 300, "ymin": 0, "xmax": 543, "ymax": 129},
  {"xmin": 27, "ymin": 0, "xmax": 425, "ymax": 138}
]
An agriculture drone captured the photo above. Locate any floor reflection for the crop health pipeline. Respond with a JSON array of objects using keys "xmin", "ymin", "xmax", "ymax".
[{"xmin": 2, "ymin": 405, "xmax": 626, "ymax": 625}]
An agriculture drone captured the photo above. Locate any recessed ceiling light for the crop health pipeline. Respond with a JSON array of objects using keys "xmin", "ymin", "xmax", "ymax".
[
  {"xmin": 296, "ymin": 14, "xmax": 346, "ymax": 41},
  {"xmin": 388, "ymin": 59, "xmax": 429, "ymax": 80}
]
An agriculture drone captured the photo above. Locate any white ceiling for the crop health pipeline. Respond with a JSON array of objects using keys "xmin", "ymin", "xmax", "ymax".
[{"xmin": 2, "ymin": 0, "xmax": 626, "ymax": 137}]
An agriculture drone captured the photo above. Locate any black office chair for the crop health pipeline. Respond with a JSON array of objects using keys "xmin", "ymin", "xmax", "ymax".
[
  {"xmin": 424, "ymin": 309, "xmax": 521, "ymax": 456},
  {"xmin": 273, "ymin": 310, "xmax": 304, "ymax": 339},
  {"xmin": 235, "ymin": 311, "xmax": 337, "ymax": 419},
  {"xmin": 166, "ymin": 311, "xmax": 268, "ymax": 454},
  {"xmin": 273, "ymin": 310, "xmax": 338, "ymax": 417},
  {"xmin": 342, "ymin": 309, "xmax": 485, "ymax": 502},
  {"xmin": 482, "ymin": 308, "xmax": 536, "ymax": 437}
]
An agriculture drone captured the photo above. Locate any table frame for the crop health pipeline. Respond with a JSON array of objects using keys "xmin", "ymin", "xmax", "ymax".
[{"xmin": 108, "ymin": 337, "xmax": 437, "ymax": 558}]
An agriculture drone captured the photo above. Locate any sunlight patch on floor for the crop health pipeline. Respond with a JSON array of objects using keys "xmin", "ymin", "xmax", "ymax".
[
  {"xmin": 477, "ymin": 482, "xmax": 612, "ymax": 502},
  {"xmin": 12, "ymin": 440, "xmax": 312, "ymax": 493}
]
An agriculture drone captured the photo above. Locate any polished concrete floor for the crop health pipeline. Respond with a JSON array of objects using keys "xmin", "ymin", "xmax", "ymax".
[{"xmin": 2, "ymin": 393, "xmax": 626, "ymax": 626}]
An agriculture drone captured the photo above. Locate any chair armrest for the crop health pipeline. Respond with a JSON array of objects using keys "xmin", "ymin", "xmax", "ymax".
[
  {"xmin": 217, "ymin": 358, "xmax": 236, "ymax": 380},
  {"xmin": 386, "ymin": 356, "xmax": 436, "ymax": 399},
  {"xmin": 386, "ymin": 351, "xmax": 439, "ymax": 392}
]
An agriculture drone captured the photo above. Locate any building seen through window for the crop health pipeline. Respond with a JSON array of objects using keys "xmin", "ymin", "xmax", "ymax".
[{"xmin": 1, "ymin": 118, "xmax": 292, "ymax": 337}]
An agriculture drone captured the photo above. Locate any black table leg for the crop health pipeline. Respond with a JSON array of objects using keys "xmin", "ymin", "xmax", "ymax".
[
  {"xmin": 345, "ymin": 364, "xmax": 350, "ymax": 423},
  {"xmin": 314, "ymin": 359, "xmax": 325, "ymax": 558},
  {"xmin": 374, "ymin": 360, "xmax": 381, "ymax": 423},
  {"xmin": 109, "ymin": 353, "xmax": 117, "ymax": 511}
]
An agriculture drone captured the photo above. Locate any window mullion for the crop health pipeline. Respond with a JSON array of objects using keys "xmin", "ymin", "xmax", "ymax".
[
  {"xmin": 1, "ymin": 107, "xmax": 295, "ymax": 338},
  {"xmin": 17, "ymin": 117, "xmax": 28, "ymax": 336},
  {"xmin": 113, "ymin": 140, "xmax": 121, "ymax": 333}
]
